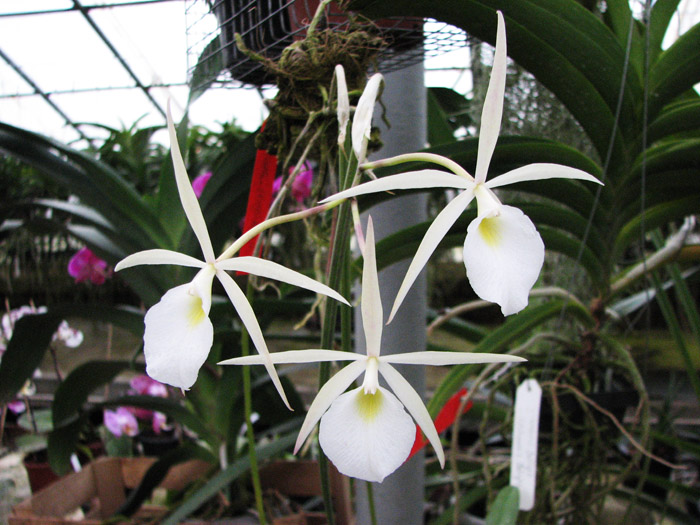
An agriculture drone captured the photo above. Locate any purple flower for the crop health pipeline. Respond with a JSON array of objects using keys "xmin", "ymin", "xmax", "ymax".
[
  {"xmin": 192, "ymin": 171, "xmax": 212, "ymax": 198},
  {"xmin": 7, "ymin": 399, "xmax": 26, "ymax": 415},
  {"xmin": 104, "ymin": 407, "xmax": 139, "ymax": 437},
  {"xmin": 130, "ymin": 374, "xmax": 168, "ymax": 398},
  {"xmin": 291, "ymin": 164, "xmax": 313, "ymax": 203},
  {"xmin": 272, "ymin": 163, "xmax": 314, "ymax": 204},
  {"xmin": 68, "ymin": 247, "xmax": 110, "ymax": 285}
]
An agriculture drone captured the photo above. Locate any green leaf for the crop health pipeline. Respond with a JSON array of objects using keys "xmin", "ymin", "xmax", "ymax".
[
  {"xmin": 0, "ymin": 313, "xmax": 62, "ymax": 405},
  {"xmin": 648, "ymin": 99, "xmax": 700, "ymax": 143},
  {"xmin": 0, "ymin": 121, "xmax": 169, "ymax": 249},
  {"xmin": 428, "ymin": 300, "xmax": 594, "ymax": 417},
  {"xmin": 188, "ymin": 36, "xmax": 224, "ymax": 106},
  {"xmin": 486, "ymin": 486, "xmax": 520, "ymax": 525},
  {"xmin": 428, "ymin": 88, "xmax": 459, "ymax": 146},
  {"xmin": 48, "ymin": 415, "xmax": 87, "ymax": 475},
  {"xmin": 114, "ymin": 443, "xmax": 216, "ymax": 519},
  {"xmin": 650, "ymin": 23, "xmax": 700, "ymax": 115},
  {"xmin": 350, "ymin": 0, "xmax": 637, "ymax": 161},
  {"xmin": 52, "ymin": 361, "xmax": 135, "ymax": 427},
  {"xmin": 649, "ymin": 0, "xmax": 683, "ymax": 63}
]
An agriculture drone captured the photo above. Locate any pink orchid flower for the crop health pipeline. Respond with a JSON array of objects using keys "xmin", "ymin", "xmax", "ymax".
[
  {"xmin": 104, "ymin": 407, "xmax": 139, "ymax": 437},
  {"xmin": 272, "ymin": 163, "xmax": 314, "ymax": 204},
  {"xmin": 192, "ymin": 171, "xmax": 212, "ymax": 198},
  {"xmin": 68, "ymin": 247, "xmax": 110, "ymax": 285}
]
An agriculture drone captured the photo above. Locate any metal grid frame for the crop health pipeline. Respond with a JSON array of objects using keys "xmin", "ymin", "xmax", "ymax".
[
  {"xmin": 186, "ymin": 0, "xmax": 470, "ymax": 89},
  {"xmin": 0, "ymin": 0, "xmax": 470, "ymax": 140}
]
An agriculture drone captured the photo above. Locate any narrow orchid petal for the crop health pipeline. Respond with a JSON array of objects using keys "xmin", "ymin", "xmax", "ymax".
[
  {"xmin": 335, "ymin": 64, "xmax": 350, "ymax": 146},
  {"xmin": 294, "ymin": 359, "xmax": 367, "ymax": 454},
  {"xmin": 115, "ymin": 249, "xmax": 206, "ymax": 271},
  {"xmin": 143, "ymin": 283, "xmax": 214, "ymax": 390},
  {"xmin": 215, "ymin": 269, "xmax": 291, "ymax": 410},
  {"xmin": 219, "ymin": 349, "xmax": 363, "ymax": 366},
  {"xmin": 379, "ymin": 362, "xmax": 444, "ymax": 467},
  {"xmin": 485, "ymin": 163, "xmax": 603, "ymax": 190},
  {"xmin": 216, "ymin": 257, "xmax": 349, "ymax": 306},
  {"xmin": 319, "ymin": 170, "xmax": 471, "ymax": 204},
  {"xmin": 388, "ymin": 188, "xmax": 475, "ymax": 323},
  {"xmin": 166, "ymin": 105, "xmax": 216, "ymax": 263},
  {"xmin": 362, "ymin": 217, "xmax": 383, "ymax": 358},
  {"xmin": 475, "ymin": 11, "xmax": 507, "ymax": 184},
  {"xmin": 319, "ymin": 386, "xmax": 416, "ymax": 482},
  {"xmin": 464, "ymin": 205, "xmax": 544, "ymax": 316},
  {"xmin": 352, "ymin": 73, "xmax": 383, "ymax": 161},
  {"xmin": 381, "ymin": 351, "xmax": 526, "ymax": 366}
]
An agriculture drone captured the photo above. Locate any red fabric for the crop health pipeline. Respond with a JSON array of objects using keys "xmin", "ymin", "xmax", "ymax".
[
  {"xmin": 407, "ymin": 387, "xmax": 473, "ymax": 459},
  {"xmin": 239, "ymin": 128, "xmax": 277, "ymax": 259}
]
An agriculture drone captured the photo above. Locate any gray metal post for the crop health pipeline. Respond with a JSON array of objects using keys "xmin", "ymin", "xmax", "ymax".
[{"xmin": 354, "ymin": 59, "xmax": 427, "ymax": 525}]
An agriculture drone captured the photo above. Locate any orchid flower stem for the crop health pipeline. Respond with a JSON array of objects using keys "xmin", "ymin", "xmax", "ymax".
[
  {"xmin": 241, "ymin": 281, "xmax": 267, "ymax": 525},
  {"xmin": 360, "ymin": 152, "xmax": 473, "ymax": 181},
  {"xmin": 366, "ymin": 481, "xmax": 378, "ymax": 525},
  {"xmin": 220, "ymin": 201, "xmax": 341, "ymax": 261}
]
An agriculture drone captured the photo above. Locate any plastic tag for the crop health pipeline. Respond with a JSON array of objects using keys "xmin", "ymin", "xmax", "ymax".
[{"xmin": 510, "ymin": 378, "xmax": 542, "ymax": 511}]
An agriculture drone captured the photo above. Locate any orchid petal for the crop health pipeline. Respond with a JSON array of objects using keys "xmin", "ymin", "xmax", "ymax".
[
  {"xmin": 215, "ymin": 269, "xmax": 291, "ymax": 410},
  {"xmin": 294, "ymin": 359, "xmax": 367, "ymax": 454},
  {"xmin": 335, "ymin": 65, "xmax": 350, "ymax": 146},
  {"xmin": 319, "ymin": 170, "xmax": 471, "ymax": 204},
  {"xmin": 319, "ymin": 386, "xmax": 415, "ymax": 483},
  {"xmin": 381, "ymin": 351, "xmax": 526, "ymax": 366},
  {"xmin": 143, "ymin": 283, "xmax": 214, "ymax": 390},
  {"xmin": 475, "ymin": 11, "xmax": 507, "ymax": 184},
  {"xmin": 379, "ymin": 362, "xmax": 444, "ymax": 467},
  {"xmin": 485, "ymin": 163, "xmax": 603, "ymax": 190},
  {"xmin": 362, "ymin": 217, "xmax": 383, "ymax": 357},
  {"xmin": 219, "ymin": 349, "xmax": 363, "ymax": 366},
  {"xmin": 166, "ymin": 105, "xmax": 216, "ymax": 263},
  {"xmin": 352, "ymin": 73, "xmax": 383, "ymax": 162},
  {"xmin": 115, "ymin": 249, "xmax": 206, "ymax": 272},
  {"xmin": 388, "ymin": 187, "xmax": 475, "ymax": 323},
  {"xmin": 216, "ymin": 257, "xmax": 349, "ymax": 306},
  {"xmin": 464, "ymin": 205, "xmax": 544, "ymax": 316}
]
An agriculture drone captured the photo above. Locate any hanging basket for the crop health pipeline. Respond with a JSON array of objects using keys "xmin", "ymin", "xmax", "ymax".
[{"xmin": 207, "ymin": 0, "xmax": 423, "ymax": 85}]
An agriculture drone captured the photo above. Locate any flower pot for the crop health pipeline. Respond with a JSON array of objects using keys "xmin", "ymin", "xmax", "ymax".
[
  {"xmin": 22, "ymin": 453, "xmax": 60, "ymax": 494},
  {"xmin": 10, "ymin": 456, "xmax": 209, "ymax": 524}
]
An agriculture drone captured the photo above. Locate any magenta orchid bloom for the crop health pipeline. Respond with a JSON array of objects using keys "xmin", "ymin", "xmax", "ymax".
[
  {"xmin": 68, "ymin": 247, "xmax": 110, "ymax": 285},
  {"xmin": 192, "ymin": 171, "xmax": 212, "ymax": 198},
  {"xmin": 273, "ymin": 163, "xmax": 314, "ymax": 204},
  {"xmin": 104, "ymin": 407, "xmax": 139, "ymax": 437}
]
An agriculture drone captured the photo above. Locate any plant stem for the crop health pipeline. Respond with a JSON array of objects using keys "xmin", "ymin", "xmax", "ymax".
[
  {"xmin": 366, "ymin": 481, "xmax": 378, "ymax": 525},
  {"xmin": 242, "ymin": 281, "xmax": 266, "ymax": 525},
  {"xmin": 361, "ymin": 152, "xmax": 473, "ymax": 180}
]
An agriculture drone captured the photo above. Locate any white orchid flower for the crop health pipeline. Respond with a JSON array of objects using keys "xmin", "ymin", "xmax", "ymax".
[
  {"xmin": 352, "ymin": 72, "xmax": 383, "ymax": 163},
  {"xmin": 335, "ymin": 64, "xmax": 350, "ymax": 146},
  {"xmin": 220, "ymin": 216, "xmax": 524, "ymax": 482},
  {"xmin": 320, "ymin": 11, "xmax": 602, "ymax": 318},
  {"xmin": 115, "ymin": 106, "xmax": 349, "ymax": 409}
]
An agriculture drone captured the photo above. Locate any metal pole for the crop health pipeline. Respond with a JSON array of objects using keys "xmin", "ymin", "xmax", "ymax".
[{"xmin": 354, "ymin": 58, "xmax": 427, "ymax": 525}]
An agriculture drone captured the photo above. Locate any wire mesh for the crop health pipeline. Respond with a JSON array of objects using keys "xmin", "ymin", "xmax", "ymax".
[{"xmin": 186, "ymin": 0, "xmax": 470, "ymax": 89}]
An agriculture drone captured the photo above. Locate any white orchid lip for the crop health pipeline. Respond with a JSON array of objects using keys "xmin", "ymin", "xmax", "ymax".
[
  {"xmin": 220, "ymin": 216, "xmax": 525, "ymax": 482},
  {"xmin": 115, "ymin": 103, "xmax": 349, "ymax": 407},
  {"xmin": 318, "ymin": 11, "xmax": 602, "ymax": 319}
]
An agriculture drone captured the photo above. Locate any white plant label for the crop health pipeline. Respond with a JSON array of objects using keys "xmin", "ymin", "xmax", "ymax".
[{"xmin": 510, "ymin": 378, "xmax": 542, "ymax": 511}]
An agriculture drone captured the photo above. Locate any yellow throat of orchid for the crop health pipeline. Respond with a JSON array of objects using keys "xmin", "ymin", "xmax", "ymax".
[{"xmin": 355, "ymin": 388, "xmax": 383, "ymax": 422}]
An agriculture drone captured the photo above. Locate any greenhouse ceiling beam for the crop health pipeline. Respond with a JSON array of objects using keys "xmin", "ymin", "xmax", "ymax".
[
  {"xmin": 72, "ymin": 0, "xmax": 167, "ymax": 120},
  {"xmin": 0, "ymin": 0, "xmax": 179, "ymax": 18},
  {"xmin": 0, "ymin": 46, "xmax": 93, "ymax": 143}
]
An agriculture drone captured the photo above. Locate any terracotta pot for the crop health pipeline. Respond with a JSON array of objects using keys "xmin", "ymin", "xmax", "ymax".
[{"xmin": 23, "ymin": 451, "xmax": 60, "ymax": 493}]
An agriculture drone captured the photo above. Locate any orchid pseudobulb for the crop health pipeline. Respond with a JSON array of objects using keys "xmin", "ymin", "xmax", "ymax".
[{"xmin": 220, "ymin": 217, "xmax": 524, "ymax": 482}]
